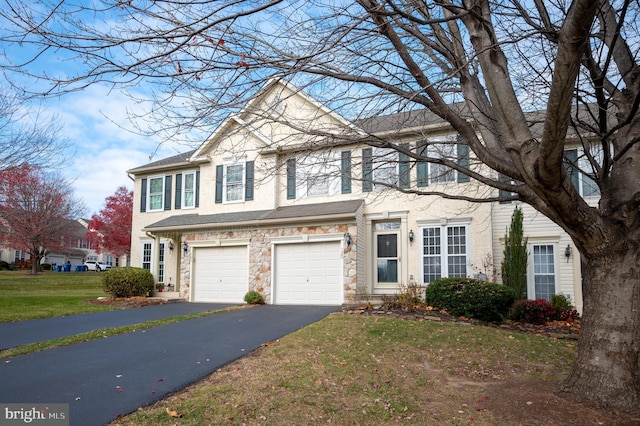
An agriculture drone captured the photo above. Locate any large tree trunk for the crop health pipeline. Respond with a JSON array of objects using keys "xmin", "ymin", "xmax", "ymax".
[
  {"xmin": 560, "ymin": 250, "xmax": 640, "ymax": 414},
  {"xmin": 31, "ymin": 255, "xmax": 42, "ymax": 275}
]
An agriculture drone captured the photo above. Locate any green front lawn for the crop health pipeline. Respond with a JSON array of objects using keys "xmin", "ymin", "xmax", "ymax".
[{"xmin": 0, "ymin": 271, "xmax": 116, "ymax": 322}]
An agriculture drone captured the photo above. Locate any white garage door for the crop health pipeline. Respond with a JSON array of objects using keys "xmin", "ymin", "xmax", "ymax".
[
  {"xmin": 274, "ymin": 241, "xmax": 342, "ymax": 305},
  {"xmin": 192, "ymin": 246, "xmax": 248, "ymax": 303}
]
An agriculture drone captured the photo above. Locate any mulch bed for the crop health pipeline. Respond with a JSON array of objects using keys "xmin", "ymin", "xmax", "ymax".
[
  {"xmin": 85, "ymin": 296, "xmax": 169, "ymax": 309},
  {"xmin": 341, "ymin": 305, "xmax": 581, "ymax": 339},
  {"xmin": 87, "ymin": 297, "xmax": 580, "ymax": 338}
]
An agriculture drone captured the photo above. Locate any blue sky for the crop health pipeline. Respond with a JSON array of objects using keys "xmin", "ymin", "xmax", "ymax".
[
  {"xmin": 36, "ymin": 85, "xmax": 190, "ymax": 215},
  {"xmin": 0, "ymin": 5, "xmax": 198, "ymax": 215}
]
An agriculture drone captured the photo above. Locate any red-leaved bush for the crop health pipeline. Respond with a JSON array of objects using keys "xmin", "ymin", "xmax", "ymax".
[{"xmin": 510, "ymin": 298, "xmax": 557, "ymax": 324}]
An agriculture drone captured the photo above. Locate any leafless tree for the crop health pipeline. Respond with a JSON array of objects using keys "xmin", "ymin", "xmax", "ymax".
[
  {"xmin": 0, "ymin": 0, "xmax": 638, "ymax": 413},
  {"xmin": 0, "ymin": 89, "xmax": 68, "ymax": 171}
]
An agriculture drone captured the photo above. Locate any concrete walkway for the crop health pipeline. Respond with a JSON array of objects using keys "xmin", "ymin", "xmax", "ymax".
[{"xmin": 0, "ymin": 305, "xmax": 337, "ymax": 426}]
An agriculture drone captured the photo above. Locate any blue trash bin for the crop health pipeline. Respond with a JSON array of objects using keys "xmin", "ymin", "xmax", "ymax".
[
  {"xmin": 63, "ymin": 263, "xmax": 71, "ymax": 272},
  {"xmin": 56, "ymin": 265, "xmax": 63, "ymax": 272}
]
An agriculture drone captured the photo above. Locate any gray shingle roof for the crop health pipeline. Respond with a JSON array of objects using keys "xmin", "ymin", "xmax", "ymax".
[
  {"xmin": 355, "ymin": 103, "xmax": 469, "ymax": 134},
  {"xmin": 144, "ymin": 199, "xmax": 364, "ymax": 231},
  {"xmin": 128, "ymin": 150, "xmax": 197, "ymax": 174}
]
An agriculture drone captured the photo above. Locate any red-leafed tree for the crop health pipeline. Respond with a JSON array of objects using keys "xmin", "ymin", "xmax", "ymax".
[
  {"xmin": 86, "ymin": 186, "xmax": 133, "ymax": 260},
  {"xmin": 0, "ymin": 164, "xmax": 85, "ymax": 274}
]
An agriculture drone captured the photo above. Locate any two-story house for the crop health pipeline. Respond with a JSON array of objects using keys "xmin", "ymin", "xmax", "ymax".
[{"xmin": 128, "ymin": 79, "xmax": 585, "ymax": 311}]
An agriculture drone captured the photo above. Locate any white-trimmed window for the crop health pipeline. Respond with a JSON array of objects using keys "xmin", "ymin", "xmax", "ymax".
[
  {"xmin": 528, "ymin": 244, "xmax": 557, "ymax": 301},
  {"xmin": 565, "ymin": 146, "xmax": 603, "ymax": 198},
  {"xmin": 373, "ymin": 147, "xmax": 399, "ymax": 190},
  {"xmin": 421, "ymin": 223, "xmax": 470, "ymax": 284},
  {"xmin": 158, "ymin": 243, "xmax": 165, "ymax": 283},
  {"xmin": 428, "ymin": 142, "xmax": 457, "ymax": 184},
  {"xmin": 142, "ymin": 242, "xmax": 152, "ymax": 271},
  {"xmin": 147, "ymin": 176, "xmax": 165, "ymax": 211},
  {"xmin": 216, "ymin": 160, "xmax": 254, "ymax": 204},
  {"xmin": 182, "ymin": 171, "xmax": 196, "ymax": 208},
  {"xmin": 297, "ymin": 153, "xmax": 341, "ymax": 197},
  {"xmin": 225, "ymin": 163, "xmax": 244, "ymax": 202}
]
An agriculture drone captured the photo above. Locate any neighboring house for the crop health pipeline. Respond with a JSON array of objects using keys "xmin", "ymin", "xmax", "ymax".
[
  {"xmin": 128, "ymin": 79, "xmax": 585, "ymax": 311},
  {"xmin": 0, "ymin": 219, "xmax": 127, "ymax": 269}
]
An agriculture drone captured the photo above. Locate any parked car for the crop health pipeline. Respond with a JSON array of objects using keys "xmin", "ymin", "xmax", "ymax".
[{"xmin": 84, "ymin": 261, "xmax": 112, "ymax": 272}]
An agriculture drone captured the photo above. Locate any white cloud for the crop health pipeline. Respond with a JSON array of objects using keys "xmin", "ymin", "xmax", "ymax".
[{"xmin": 41, "ymin": 85, "xmax": 190, "ymax": 214}]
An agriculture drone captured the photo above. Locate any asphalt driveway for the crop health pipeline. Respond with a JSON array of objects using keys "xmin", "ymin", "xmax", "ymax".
[
  {"xmin": 0, "ymin": 304, "xmax": 337, "ymax": 425},
  {"xmin": 0, "ymin": 302, "xmax": 235, "ymax": 350}
]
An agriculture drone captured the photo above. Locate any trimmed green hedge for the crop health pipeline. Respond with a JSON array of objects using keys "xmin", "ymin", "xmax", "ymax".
[
  {"xmin": 425, "ymin": 277, "xmax": 515, "ymax": 323},
  {"xmin": 101, "ymin": 267, "xmax": 154, "ymax": 298}
]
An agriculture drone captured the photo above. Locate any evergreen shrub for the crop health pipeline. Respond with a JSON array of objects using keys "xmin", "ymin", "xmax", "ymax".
[
  {"xmin": 102, "ymin": 267, "xmax": 154, "ymax": 298},
  {"xmin": 424, "ymin": 277, "xmax": 515, "ymax": 323},
  {"xmin": 244, "ymin": 290, "xmax": 265, "ymax": 304}
]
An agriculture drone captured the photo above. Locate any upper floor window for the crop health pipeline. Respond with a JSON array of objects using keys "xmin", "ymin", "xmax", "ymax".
[
  {"xmin": 428, "ymin": 143, "xmax": 456, "ymax": 184},
  {"xmin": 417, "ymin": 137, "xmax": 470, "ymax": 186},
  {"xmin": 148, "ymin": 176, "xmax": 165, "ymax": 211},
  {"xmin": 362, "ymin": 145, "xmax": 410, "ymax": 192},
  {"xmin": 565, "ymin": 147, "xmax": 601, "ymax": 198},
  {"xmin": 215, "ymin": 161, "xmax": 254, "ymax": 204},
  {"xmin": 174, "ymin": 170, "xmax": 199, "ymax": 210},
  {"xmin": 373, "ymin": 147, "xmax": 399, "ymax": 189},
  {"xmin": 182, "ymin": 171, "xmax": 196, "ymax": 208},
  {"xmin": 287, "ymin": 151, "xmax": 351, "ymax": 199},
  {"xmin": 225, "ymin": 163, "xmax": 244, "ymax": 202}
]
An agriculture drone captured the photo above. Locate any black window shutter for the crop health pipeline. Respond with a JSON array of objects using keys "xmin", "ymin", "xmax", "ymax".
[
  {"xmin": 399, "ymin": 143, "xmax": 410, "ymax": 189},
  {"xmin": 416, "ymin": 141, "xmax": 428, "ymax": 187},
  {"xmin": 195, "ymin": 170, "xmax": 200, "ymax": 207},
  {"xmin": 164, "ymin": 175, "xmax": 172, "ymax": 210},
  {"xmin": 499, "ymin": 173, "xmax": 513, "ymax": 203},
  {"xmin": 140, "ymin": 178, "xmax": 147, "ymax": 212},
  {"xmin": 456, "ymin": 136, "xmax": 470, "ymax": 183},
  {"xmin": 362, "ymin": 148, "xmax": 373, "ymax": 192},
  {"xmin": 286, "ymin": 159, "xmax": 296, "ymax": 199},
  {"xmin": 245, "ymin": 161, "xmax": 254, "ymax": 201},
  {"xmin": 341, "ymin": 151, "xmax": 351, "ymax": 194},
  {"xmin": 174, "ymin": 173, "xmax": 182, "ymax": 209},
  {"xmin": 215, "ymin": 165, "xmax": 223, "ymax": 204},
  {"xmin": 564, "ymin": 149, "xmax": 579, "ymax": 191}
]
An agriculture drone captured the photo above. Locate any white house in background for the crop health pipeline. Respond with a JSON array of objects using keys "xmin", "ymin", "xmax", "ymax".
[{"xmin": 127, "ymin": 79, "xmax": 585, "ymax": 311}]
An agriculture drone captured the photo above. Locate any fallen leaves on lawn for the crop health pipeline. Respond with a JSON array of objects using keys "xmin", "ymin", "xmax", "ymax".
[{"xmin": 166, "ymin": 407, "xmax": 182, "ymax": 418}]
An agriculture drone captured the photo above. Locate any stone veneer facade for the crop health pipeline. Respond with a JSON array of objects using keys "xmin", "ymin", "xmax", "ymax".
[{"xmin": 178, "ymin": 222, "xmax": 359, "ymax": 304}]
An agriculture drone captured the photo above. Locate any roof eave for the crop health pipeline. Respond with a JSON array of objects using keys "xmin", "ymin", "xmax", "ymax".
[
  {"xmin": 143, "ymin": 211, "xmax": 359, "ymax": 234},
  {"xmin": 127, "ymin": 158, "xmax": 209, "ymax": 176}
]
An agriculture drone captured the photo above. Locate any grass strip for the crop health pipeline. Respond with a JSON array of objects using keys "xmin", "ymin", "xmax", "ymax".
[{"xmin": 0, "ymin": 306, "xmax": 244, "ymax": 359}]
